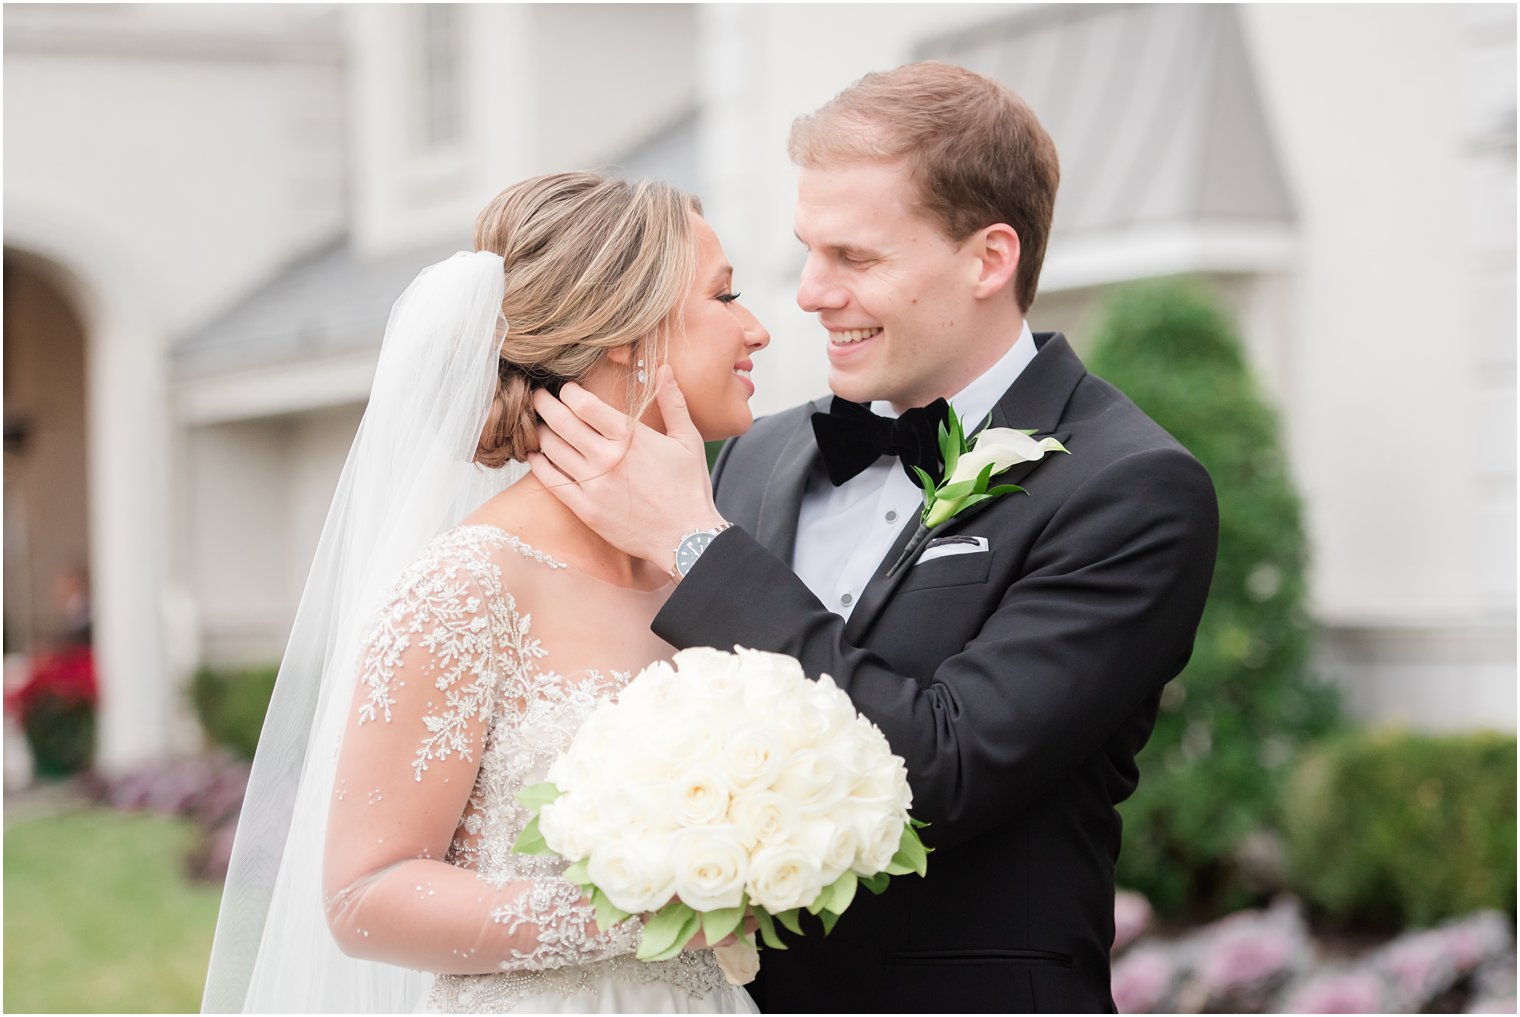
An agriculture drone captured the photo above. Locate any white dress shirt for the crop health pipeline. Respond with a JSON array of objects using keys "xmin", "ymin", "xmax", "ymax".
[{"xmin": 793, "ymin": 322, "xmax": 1039, "ymax": 620}]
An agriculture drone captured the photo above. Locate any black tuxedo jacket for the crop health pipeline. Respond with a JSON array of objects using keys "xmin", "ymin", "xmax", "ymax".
[{"xmin": 653, "ymin": 334, "xmax": 1218, "ymax": 1013}]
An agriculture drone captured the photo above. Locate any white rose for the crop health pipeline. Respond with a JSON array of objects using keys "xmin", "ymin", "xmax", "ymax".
[
  {"xmin": 794, "ymin": 817, "xmax": 860, "ymax": 885},
  {"xmin": 771, "ymin": 749, "xmax": 847, "ymax": 816},
  {"xmin": 658, "ymin": 718, "xmax": 728, "ymax": 770},
  {"xmin": 587, "ymin": 837, "xmax": 676, "ymax": 914},
  {"xmin": 766, "ymin": 695, "xmax": 814, "ymax": 753},
  {"xmin": 721, "ymin": 723, "xmax": 787, "ymax": 790},
  {"xmin": 670, "ymin": 825, "xmax": 749, "ymax": 911},
  {"xmin": 672, "ymin": 646, "xmax": 741, "ymax": 683},
  {"xmin": 729, "ymin": 788, "xmax": 799, "ymax": 850},
  {"xmin": 671, "ymin": 763, "xmax": 733, "ymax": 826},
  {"xmin": 747, "ymin": 844, "xmax": 825, "ymax": 914},
  {"xmin": 617, "ymin": 659, "xmax": 679, "ymax": 709},
  {"xmin": 857, "ymin": 814, "xmax": 905, "ymax": 874},
  {"xmin": 732, "ymin": 647, "xmax": 805, "ymax": 686},
  {"xmin": 537, "ymin": 795, "xmax": 595, "ymax": 862}
]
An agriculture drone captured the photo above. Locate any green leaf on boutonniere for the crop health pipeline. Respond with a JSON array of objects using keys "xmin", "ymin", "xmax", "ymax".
[{"xmin": 918, "ymin": 409, "xmax": 1070, "ymax": 528}]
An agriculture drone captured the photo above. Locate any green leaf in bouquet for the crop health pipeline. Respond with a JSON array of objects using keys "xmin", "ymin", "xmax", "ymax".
[
  {"xmin": 590, "ymin": 886, "xmax": 631, "ymax": 933},
  {"xmin": 823, "ymin": 871, "xmax": 858, "ymax": 915},
  {"xmin": 515, "ymin": 781, "xmax": 562, "ymax": 812},
  {"xmin": 637, "ymin": 901, "xmax": 701, "ymax": 963},
  {"xmin": 858, "ymin": 871, "xmax": 891, "ymax": 896},
  {"xmin": 561, "ymin": 858, "xmax": 590, "ymax": 886},
  {"xmin": 819, "ymin": 908, "xmax": 841, "ymax": 936},
  {"xmin": 888, "ymin": 823, "xmax": 930, "ymax": 878},
  {"xmin": 700, "ymin": 904, "xmax": 745, "ymax": 946},
  {"xmin": 773, "ymin": 909, "xmax": 804, "ymax": 936},
  {"xmin": 510, "ymin": 814, "xmax": 555, "ymax": 857},
  {"xmin": 753, "ymin": 908, "xmax": 787, "ymax": 951},
  {"xmin": 908, "ymin": 817, "xmax": 930, "ymax": 829}
]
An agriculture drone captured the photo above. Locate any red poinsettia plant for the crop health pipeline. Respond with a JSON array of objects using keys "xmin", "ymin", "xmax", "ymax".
[{"xmin": 8, "ymin": 646, "xmax": 98, "ymax": 776}]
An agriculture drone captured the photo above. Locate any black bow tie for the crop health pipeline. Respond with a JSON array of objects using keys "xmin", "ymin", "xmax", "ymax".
[{"xmin": 810, "ymin": 396, "xmax": 951, "ymax": 487}]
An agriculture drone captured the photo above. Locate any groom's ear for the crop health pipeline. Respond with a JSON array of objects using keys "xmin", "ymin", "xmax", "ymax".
[{"xmin": 970, "ymin": 224, "xmax": 1021, "ymax": 301}]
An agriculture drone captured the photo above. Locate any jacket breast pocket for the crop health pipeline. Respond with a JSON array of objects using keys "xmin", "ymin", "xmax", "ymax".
[{"xmin": 903, "ymin": 549, "xmax": 993, "ymax": 591}]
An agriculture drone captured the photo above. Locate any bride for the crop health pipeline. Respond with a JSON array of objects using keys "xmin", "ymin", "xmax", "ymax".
[{"xmin": 201, "ymin": 172, "xmax": 769, "ymax": 1013}]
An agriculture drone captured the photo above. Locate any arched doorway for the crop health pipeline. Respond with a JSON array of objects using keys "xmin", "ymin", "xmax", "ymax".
[{"xmin": 3, "ymin": 250, "xmax": 93, "ymax": 782}]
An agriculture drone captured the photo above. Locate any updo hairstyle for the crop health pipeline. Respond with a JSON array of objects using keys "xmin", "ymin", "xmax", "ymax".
[{"xmin": 472, "ymin": 172, "xmax": 700, "ymax": 467}]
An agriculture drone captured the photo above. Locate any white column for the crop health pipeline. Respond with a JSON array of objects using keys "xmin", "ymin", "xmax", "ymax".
[{"xmin": 87, "ymin": 307, "xmax": 178, "ymax": 771}]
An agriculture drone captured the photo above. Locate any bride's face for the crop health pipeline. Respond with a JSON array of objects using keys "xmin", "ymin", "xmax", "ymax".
[{"xmin": 660, "ymin": 213, "xmax": 769, "ymax": 441}]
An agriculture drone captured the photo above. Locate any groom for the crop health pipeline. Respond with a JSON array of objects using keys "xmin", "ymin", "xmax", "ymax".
[{"xmin": 531, "ymin": 62, "xmax": 1217, "ymax": 1013}]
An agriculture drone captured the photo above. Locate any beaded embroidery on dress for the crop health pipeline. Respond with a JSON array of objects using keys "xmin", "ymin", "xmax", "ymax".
[{"xmin": 323, "ymin": 525, "xmax": 751, "ymax": 1014}]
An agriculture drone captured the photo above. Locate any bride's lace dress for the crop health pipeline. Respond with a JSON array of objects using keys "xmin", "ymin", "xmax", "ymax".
[{"xmin": 323, "ymin": 525, "xmax": 754, "ymax": 1013}]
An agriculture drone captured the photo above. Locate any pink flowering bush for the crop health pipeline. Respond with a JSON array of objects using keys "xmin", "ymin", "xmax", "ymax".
[{"xmin": 1110, "ymin": 890, "xmax": 1515, "ymax": 1014}]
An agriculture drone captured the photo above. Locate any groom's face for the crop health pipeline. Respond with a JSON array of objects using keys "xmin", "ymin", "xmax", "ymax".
[{"xmin": 794, "ymin": 159, "xmax": 985, "ymax": 412}]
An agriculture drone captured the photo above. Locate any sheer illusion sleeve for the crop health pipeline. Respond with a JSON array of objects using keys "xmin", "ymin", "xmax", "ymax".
[{"xmin": 322, "ymin": 551, "xmax": 640, "ymax": 975}]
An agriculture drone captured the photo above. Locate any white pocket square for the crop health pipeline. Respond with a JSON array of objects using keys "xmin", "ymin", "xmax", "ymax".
[{"xmin": 915, "ymin": 535, "xmax": 989, "ymax": 564}]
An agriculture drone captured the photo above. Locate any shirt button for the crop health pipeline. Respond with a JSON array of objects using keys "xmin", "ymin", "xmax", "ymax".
[
  {"xmin": 841, "ymin": 593, "xmax": 854, "ymax": 606},
  {"xmin": 885, "ymin": 510, "xmax": 898, "ymax": 523}
]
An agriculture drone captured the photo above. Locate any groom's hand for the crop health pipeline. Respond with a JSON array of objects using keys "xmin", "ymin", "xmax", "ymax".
[{"xmin": 528, "ymin": 366, "xmax": 727, "ymax": 574}]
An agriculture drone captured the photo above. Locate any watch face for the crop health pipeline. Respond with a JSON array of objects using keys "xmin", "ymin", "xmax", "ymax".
[{"xmin": 676, "ymin": 532, "xmax": 715, "ymax": 576}]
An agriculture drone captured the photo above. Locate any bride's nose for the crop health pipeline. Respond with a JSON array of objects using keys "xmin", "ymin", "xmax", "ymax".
[{"xmin": 739, "ymin": 304, "xmax": 770, "ymax": 351}]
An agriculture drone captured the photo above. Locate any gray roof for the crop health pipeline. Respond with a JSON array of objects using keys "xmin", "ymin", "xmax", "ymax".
[
  {"xmin": 919, "ymin": 4, "xmax": 1296, "ymax": 239},
  {"xmin": 173, "ymin": 237, "xmax": 464, "ymax": 377},
  {"xmin": 175, "ymin": 111, "xmax": 699, "ymax": 379}
]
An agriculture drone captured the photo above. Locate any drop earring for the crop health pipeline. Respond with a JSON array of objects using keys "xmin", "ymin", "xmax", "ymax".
[{"xmin": 636, "ymin": 358, "xmax": 647, "ymax": 385}]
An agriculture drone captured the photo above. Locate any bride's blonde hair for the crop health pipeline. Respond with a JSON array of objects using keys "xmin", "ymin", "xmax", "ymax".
[{"xmin": 472, "ymin": 171, "xmax": 700, "ymax": 467}]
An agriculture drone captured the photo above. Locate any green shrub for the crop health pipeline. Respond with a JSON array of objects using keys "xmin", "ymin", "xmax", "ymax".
[
  {"xmin": 1283, "ymin": 728, "xmax": 1517, "ymax": 929},
  {"xmin": 22, "ymin": 694, "xmax": 95, "ymax": 777},
  {"xmin": 191, "ymin": 664, "xmax": 278, "ymax": 759},
  {"xmin": 1087, "ymin": 278, "xmax": 1341, "ymax": 917}
]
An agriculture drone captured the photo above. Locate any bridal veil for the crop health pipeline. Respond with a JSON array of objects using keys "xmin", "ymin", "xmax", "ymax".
[{"xmin": 201, "ymin": 251, "xmax": 518, "ymax": 1012}]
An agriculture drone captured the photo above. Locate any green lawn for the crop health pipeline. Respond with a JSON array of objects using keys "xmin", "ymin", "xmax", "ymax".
[{"xmin": 5, "ymin": 806, "xmax": 223, "ymax": 1013}]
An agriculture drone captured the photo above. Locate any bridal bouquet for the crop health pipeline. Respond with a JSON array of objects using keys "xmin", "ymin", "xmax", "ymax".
[{"xmin": 514, "ymin": 646, "xmax": 928, "ymax": 968}]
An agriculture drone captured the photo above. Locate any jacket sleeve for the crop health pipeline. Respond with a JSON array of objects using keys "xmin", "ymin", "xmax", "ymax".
[{"xmin": 654, "ymin": 446, "xmax": 1218, "ymax": 848}]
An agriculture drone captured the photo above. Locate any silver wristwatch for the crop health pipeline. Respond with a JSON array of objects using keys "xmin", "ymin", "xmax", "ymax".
[{"xmin": 670, "ymin": 522, "xmax": 732, "ymax": 583}]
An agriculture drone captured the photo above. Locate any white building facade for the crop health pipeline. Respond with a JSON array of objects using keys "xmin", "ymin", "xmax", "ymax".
[{"xmin": 4, "ymin": 3, "xmax": 1513, "ymax": 770}]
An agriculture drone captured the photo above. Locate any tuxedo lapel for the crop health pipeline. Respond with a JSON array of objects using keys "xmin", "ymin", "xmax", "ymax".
[
  {"xmin": 753, "ymin": 400, "xmax": 828, "ymax": 565},
  {"xmin": 842, "ymin": 333, "xmax": 1087, "ymax": 643}
]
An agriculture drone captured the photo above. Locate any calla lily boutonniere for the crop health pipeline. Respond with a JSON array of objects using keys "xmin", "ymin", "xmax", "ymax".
[{"xmin": 912, "ymin": 411, "xmax": 1070, "ymax": 529}]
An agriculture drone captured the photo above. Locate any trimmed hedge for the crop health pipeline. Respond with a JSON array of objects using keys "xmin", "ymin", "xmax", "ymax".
[
  {"xmin": 1283, "ymin": 729, "xmax": 1517, "ymax": 929},
  {"xmin": 190, "ymin": 664, "xmax": 278, "ymax": 759},
  {"xmin": 1087, "ymin": 278, "xmax": 1341, "ymax": 916}
]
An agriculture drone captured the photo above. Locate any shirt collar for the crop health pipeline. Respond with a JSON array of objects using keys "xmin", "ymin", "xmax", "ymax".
[{"xmin": 870, "ymin": 320, "xmax": 1037, "ymax": 428}]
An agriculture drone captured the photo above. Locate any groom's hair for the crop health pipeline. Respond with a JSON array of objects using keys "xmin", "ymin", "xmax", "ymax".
[{"xmin": 790, "ymin": 61, "xmax": 1059, "ymax": 312}]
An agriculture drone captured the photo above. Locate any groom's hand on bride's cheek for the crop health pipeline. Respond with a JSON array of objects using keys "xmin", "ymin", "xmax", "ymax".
[{"xmin": 527, "ymin": 370, "xmax": 725, "ymax": 570}]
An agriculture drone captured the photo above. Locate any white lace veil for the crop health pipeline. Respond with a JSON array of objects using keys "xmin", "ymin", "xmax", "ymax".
[{"xmin": 201, "ymin": 251, "xmax": 521, "ymax": 1012}]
